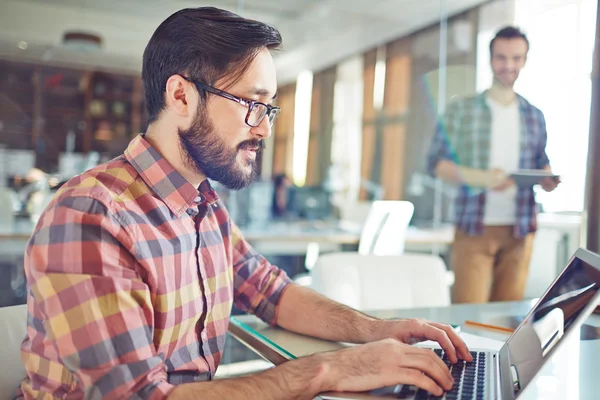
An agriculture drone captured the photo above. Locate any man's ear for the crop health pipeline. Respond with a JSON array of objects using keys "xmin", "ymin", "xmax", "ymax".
[{"xmin": 164, "ymin": 75, "xmax": 193, "ymax": 117}]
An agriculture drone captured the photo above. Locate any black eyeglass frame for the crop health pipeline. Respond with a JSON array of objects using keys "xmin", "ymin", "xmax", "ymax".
[{"xmin": 180, "ymin": 75, "xmax": 280, "ymax": 127}]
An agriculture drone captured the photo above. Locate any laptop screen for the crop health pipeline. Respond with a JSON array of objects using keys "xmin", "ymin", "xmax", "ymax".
[{"xmin": 505, "ymin": 250, "xmax": 600, "ymax": 396}]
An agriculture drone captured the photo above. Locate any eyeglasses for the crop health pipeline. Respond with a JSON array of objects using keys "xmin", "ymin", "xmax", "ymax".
[{"xmin": 181, "ymin": 76, "xmax": 280, "ymax": 128}]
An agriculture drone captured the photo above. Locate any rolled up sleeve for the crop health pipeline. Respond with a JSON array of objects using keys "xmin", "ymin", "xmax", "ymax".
[
  {"xmin": 535, "ymin": 110, "xmax": 551, "ymax": 169},
  {"xmin": 427, "ymin": 107, "xmax": 459, "ymax": 176},
  {"xmin": 229, "ymin": 222, "xmax": 291, "ymax": 326},
  {"xmin": 22, "ymin": 195, "xmax": 174, "ymax": 399}
]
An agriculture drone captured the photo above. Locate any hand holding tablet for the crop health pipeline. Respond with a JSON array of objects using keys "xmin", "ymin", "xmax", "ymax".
[{"xmin": 509, "ymin": 169, "xmax": 560, "ymax": 188}]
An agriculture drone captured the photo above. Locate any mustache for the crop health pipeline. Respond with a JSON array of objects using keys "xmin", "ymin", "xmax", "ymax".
[{"xmin": 237, "ymin": 139, "xmax": 266, "ymax": 152}]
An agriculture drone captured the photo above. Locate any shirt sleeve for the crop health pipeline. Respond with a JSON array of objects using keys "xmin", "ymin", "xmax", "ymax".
[
  {"xmin": 535, "ymin": 110, "xmax": 551, "ymax": 169},
  {"xmin": 23, "ymin": 194, "xmax": 174, "ymax": 400},
  {"xmin": 229, "ymin": 220, "xmax": 292, "ymax": 326},
  {"xmin": 426, "ymin": 104, "xmax": 460, "ymax": 176}
]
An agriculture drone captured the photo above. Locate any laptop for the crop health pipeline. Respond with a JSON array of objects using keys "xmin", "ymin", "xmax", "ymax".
[
  {"xmin": 232, "ymin": 248, "xmax": 600, "ymax": 400},
  {"xmin": 326, "ymin": 248, "xmax": 600, "ymax": 400}
]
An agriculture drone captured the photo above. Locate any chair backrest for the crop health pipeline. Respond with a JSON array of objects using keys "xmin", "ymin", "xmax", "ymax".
[
  {"xmin": 338, "ymin": 201, "xmax": 373, "ymax": 229},
  {"xmin": 311, "ymin": 252, "xmax": 451, "ymax": 310},
  {"xmin": 358, "ymin": 201, "xmax": 414, "ymax": 256},
  {"xmin": 0, "ymin": 304, "xmax": 27, "ymax": 399}
]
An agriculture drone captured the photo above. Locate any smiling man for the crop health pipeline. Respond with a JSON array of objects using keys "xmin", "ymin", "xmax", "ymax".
[
  {"xmin": 428, "ymin": 26, "xmax": 559, "ymax": 304},
  {"xmin": 19, "ymin": 7, "xmax": 470, "ymax": 399}
]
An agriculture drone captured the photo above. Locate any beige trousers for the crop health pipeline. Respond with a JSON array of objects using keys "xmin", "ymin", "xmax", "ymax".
[{"xmin": 451, "ymin": 226, "xmax": 534, "ymax": 304}]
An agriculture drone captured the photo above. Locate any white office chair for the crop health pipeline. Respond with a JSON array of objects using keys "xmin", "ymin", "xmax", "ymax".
[
  {"xmin": 337, "ymin": 201, "xmax": 373, "ymax": 233},
  {"xmin": 0, "ymin": 304, "xmax": 27, "ymax": 399},
  {"xmin": 310, "ymin": 252, "xmax": 451, "ymax": 310},
  {"xmin": 295, "ymin": 200, "xmax": 415, "ymax": 287},
  {"xmin": 358, "ymin": 200, "xmax": 414, "ymax": 256}
]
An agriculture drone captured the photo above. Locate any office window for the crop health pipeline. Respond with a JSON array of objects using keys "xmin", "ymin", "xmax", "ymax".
[
  {"xmin": 478, "ymin": 0, "xmax": 597, "ymax": 212},
  {"xmin": 292, "ymin": 71, "xmax": 313, "ymax": 187},
  {"xmin": 330, "ymin": 55, "xmax": 364, "ymax": 205}
]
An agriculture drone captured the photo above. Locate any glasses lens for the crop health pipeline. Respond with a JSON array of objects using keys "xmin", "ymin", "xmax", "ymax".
[
  {"xmin": 248, "ymin": 103, "xmax": 268, "ymax": 127},
  {"xmin": 268, "ymin": 108, "xmax": 281, "ymax": 126}
]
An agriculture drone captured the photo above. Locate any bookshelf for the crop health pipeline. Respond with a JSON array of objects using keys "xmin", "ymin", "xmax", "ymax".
[{"xmin": 0, "ymin": 60, "xmax": 147, "ymax": 173}]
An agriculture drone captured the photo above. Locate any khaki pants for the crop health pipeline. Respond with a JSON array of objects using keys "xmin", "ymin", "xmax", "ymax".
[{"xmin": 451, "ymin": 226, "xmax": 534, "ymax": 304}]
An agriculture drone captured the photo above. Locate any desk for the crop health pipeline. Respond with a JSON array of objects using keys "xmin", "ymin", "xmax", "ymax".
[
  {"xmin": 229, "ymin": 301, "xmax": 600, "ymax": 399},
  {"xmin": 243, "ymin": 221, "xmax": 361, "ymax": 245},
  {"xmin": 243, "ymin": 221, "xmax": 454, "ymax": 256},
  {"xmin": 0, "ymin": 218, "xmax": 32, "ymax": 258},
  {"xmin": 0, "ymin": 213, "xmax": 579, "ymax": 261}
]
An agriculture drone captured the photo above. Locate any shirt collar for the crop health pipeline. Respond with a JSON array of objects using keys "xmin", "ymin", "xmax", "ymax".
[
  {"xmin": 124, "ymin": 134, "xmax": 219, "ymax": 215},
  {"xmin": 477, "ymin": 90, "xmax": 527, "ymax": 109}
]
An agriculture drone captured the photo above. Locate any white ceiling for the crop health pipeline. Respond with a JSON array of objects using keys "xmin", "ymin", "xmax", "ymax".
[{"xmin": 0, "ymin": 0, "xmax": 488, "ymax": 84}]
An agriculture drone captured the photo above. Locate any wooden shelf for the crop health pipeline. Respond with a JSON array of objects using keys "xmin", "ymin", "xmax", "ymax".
[
  {"xmin": 0, "ymin": 83, "xmax": 35, "ymax": 91},
  {"xmin": 0, "ymin": 60, "xmax": 147, "ymax": 170},
  {"xmin": 2, "ymin": 103, "xmax": 34, "ymax": 113},
  {"xmin": 91, "ymin": 92, "xmax": 133, "ymax": 101},
  {"xmin": 44, "ymin": 88, "xmax": 83, "ymax": 98},
  {"xmin": 89, "ymin": 114, "xmax": 129, "ymax": 121}
]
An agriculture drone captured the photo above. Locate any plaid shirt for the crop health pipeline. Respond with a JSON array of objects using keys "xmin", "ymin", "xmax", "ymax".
[
  {"xmin": 427, "ymin": 93, "xmax": 550, "ymax": 238},
  {"xmin": 18, "ymin": 135, "xmax": 291, "ymax": 399}
]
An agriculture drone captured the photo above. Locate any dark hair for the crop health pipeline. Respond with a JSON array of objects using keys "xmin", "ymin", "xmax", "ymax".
[
  {"xmin": 273, "ymin": 173, "xmax": 288, "ymax": 189},
  {"xmin": 142, "ymin": 7, "xmax": 282, "ymax": 124},
  {"xmin": 271, "ymin": 173, "xmax": 290, "ymax": 217},
  {"xmin": 489, "ymin": 26, "xmax": 529, "ymax": 57}
]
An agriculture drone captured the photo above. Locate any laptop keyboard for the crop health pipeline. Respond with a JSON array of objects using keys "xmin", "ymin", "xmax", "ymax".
[{"xmin": 395, "ymin": 349, "xmax": 487, "ymax": 400}]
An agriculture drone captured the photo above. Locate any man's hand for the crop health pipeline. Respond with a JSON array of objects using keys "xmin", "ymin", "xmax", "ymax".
[
  {"xmin": 540, "ymin": 176, "xmax": 560, "ymax": 192},
  {"xmin": 489, "ymin": 168, "xmax": 514, "ymax": 191},
  {"xmin": 319, "ymin": 338, "xmax": 454, "ymax": 396},
  {"xmin": 451, "ymin": 165, "xmax": 513, "ymax": 190},
  {"xmin": 315, "ymin": 318, "xmax": 473, "ymax": 396},
  {"xmin": 274, "ymin": 286, "xmax": 472, "ymax": 397},
  {"xmin": 367, "ymin": 318, "xmax": 472, "ymax": 364}
]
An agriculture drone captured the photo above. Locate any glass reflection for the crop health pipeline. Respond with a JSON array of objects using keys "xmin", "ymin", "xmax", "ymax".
[{"xmin": 507, "ymin": 254, "xmax": 600, "ymax": 395}]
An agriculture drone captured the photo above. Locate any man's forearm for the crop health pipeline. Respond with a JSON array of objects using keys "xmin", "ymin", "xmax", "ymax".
[
  {"xmin": 168, "ymin": 354, "xmax": 328, "ymax": 400},
  {"xmin": 276, "ymin": 284, "xmax": 380, "ymax": 343},
  {"xmin": 435, "ymin": 159, "xmax": 463, "ymax": 184},
  {"xmin": 435, "ymin": 160, "xmax": 504, "ymax": 188}
]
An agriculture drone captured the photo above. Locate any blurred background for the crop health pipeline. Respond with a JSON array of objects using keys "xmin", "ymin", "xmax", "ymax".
[{"xmin": 0, "ymin": 0, "xmax": 598, "ymax": 353}]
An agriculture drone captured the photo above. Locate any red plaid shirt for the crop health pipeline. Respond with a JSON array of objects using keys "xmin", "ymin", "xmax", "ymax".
[{"xmin": 18, "ymin": 135, "xmax": 291, "ymax": 399}]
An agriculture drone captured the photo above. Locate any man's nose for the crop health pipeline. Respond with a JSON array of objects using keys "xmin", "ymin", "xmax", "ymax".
[{"xmin": 250, "ymin": 116, "xmax": 272, "ymax": 140}]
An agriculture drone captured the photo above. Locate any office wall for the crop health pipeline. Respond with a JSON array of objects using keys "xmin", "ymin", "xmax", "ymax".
[
  {"xmin": 272, "ymin": 83, "xmax": 296, "ymax": 179},
  {"xmin": 306, "ymin": 66, "xmax": 336, "ymax": 187},
  {"xmin": 403, "ymin": 10, "xmax": 479, "ymax": 222}
]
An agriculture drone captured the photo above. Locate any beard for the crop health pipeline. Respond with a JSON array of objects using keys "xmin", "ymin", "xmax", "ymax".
[
  {"xmin": 493, "ymin": 72, "xmax": 518, "ymax": 88},
  {"xmin": 178, "ymin": 108, "xmax": 264, "ymax": 190}
]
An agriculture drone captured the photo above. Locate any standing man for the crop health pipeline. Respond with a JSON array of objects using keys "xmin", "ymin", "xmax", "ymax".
[
  {"xmin": 19, "ymin": 7, "xmax": 470, "ymax": 399},
  {"xmin": 428, "ymin": 26, "xmax": 559, "ymax": 304}
]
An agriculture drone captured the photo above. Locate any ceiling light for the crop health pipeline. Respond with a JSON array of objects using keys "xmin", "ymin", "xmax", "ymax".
[{"xmin": 62, "ymin": 31, "xmax": 102, "ymax": 52}]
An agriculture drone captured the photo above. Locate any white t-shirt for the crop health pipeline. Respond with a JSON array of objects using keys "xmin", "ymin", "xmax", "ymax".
[{"xmin": 483, "ymin": 96, "xmax": 520, "ymax": 225}]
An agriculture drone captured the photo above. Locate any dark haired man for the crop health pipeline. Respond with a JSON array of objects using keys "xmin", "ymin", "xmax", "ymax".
[
  {"xmin": 19, "ymin": 7, "xmax": 469, "ymax": 399},
  {"xmin": 428, "ymin": 26, "xmax": 559, "ymax": 304}
]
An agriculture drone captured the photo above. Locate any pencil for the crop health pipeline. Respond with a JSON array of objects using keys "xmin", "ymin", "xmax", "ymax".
[{"xmin": 464, "ymin": 320, "xmax": 515, "ymax": 334}]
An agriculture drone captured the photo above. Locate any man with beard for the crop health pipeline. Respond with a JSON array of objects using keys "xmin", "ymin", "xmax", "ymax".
[
  {"xmin": 427, "ymin": 26, "xmax": 559, "ymax": 304},
  {"xmin": 19, "ymin": 7, "xmax": 470, "ymax": 399}
]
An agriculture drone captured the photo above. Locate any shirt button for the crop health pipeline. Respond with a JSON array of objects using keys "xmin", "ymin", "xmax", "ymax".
[{"xmin": 194, "ymin": 195, "xmax": 204, "ymax": 203}]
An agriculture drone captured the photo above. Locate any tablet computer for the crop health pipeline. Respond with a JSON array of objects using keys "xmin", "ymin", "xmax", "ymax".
[{"xmin": 510, "ymin": 169, "xmax": 560, "ymax": 187}]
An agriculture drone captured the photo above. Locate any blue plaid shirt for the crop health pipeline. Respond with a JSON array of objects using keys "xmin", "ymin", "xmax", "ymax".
[{"xmin": 427, "ymin": 93, "xmax": 550, "ymax": 238}]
